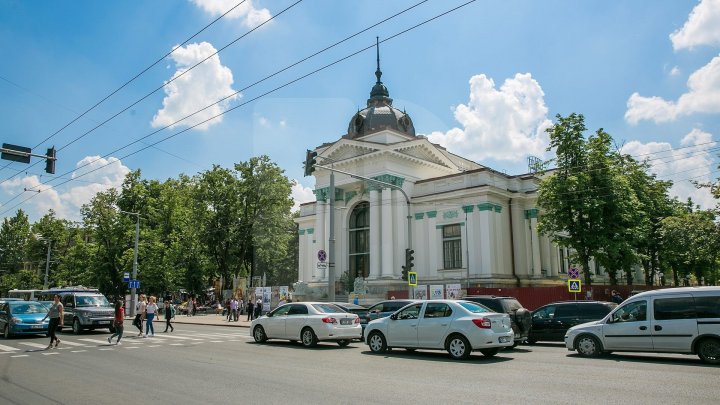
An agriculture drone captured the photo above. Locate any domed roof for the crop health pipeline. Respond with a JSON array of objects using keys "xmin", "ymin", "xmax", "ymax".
[{"xmin": 346, "ymin": 40, "xmax": 416, "ymax": 139}]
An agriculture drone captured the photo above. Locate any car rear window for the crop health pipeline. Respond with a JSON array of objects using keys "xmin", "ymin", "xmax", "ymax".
[
  {"xmin": 695, "ymin": 296, "xmax": 720, "ymax": 318},
  {"xmin": 458, "ymin": 302, "xmax": 491, "ymax": 314},
  {"xmin": 311, "ymin": 304, "xmax": 344, "ymax": 313}
]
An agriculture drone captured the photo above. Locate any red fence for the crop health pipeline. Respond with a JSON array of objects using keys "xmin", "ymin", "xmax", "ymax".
[{"xmin": 389, "ymin": 284, "xmax": 657, "ymax": 311}]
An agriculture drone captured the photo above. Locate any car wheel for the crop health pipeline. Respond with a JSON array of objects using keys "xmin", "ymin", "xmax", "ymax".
[
  {"xmin": 697, "ymin": 338, "xmax": 720, "ymax": 365},
  {"xmin": 367, "ymin": 331, "xmax": 387, "ymax": 353},
  {"xmin": 72, "ymin": 318, "xmax": 82, "ymax": 335},
  {"xmin": 301, "ymin": 327, "xmax": 318, "ymax": 347},
  {"xmin": 575, "ymin": 334, "xmax": 602, "ymax": 357},
  {"xmin": 3, "ymin": 324, "xmax": 10, "ymax": 339},
  {"xmin": 446, "ymin": 334, "xmax": 471, "ymax": 360},
  {"xmin": 253, "ymin": 326, "xmax": 267, "ymax": 343},
  {"xmin": 480, "ymin": 348, "xmax": 499, "ymax": 357},
  {"xmin": 337, "ymin": 340, "xmax": 350, "ymax": 347}
]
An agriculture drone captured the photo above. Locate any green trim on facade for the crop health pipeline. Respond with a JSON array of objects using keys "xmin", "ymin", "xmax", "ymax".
[
  {"xmin": 313, "ymin": 187, "xmax": 344, "ymax": 202},
  {"xmin": 306, "ymin": 228, "xmax": 314, "ymax": 234},
  {"xmin": 426, "ymin": 210, "xmax": 437, "ymax": 218},
  {"xmin": 414, "ymin": 213, "xmax": 425, "ymax": 220},
  {"xmin": 525, "ymin": 208, "xmax": 539, "ymax": 219},
  {"xmin": 477, "ymin": 202, "xmax": 494, "ymax": 211},
  {"xmin": 344, "ymin": 191, "xmax": 357, "ymax": 201},
  {"xmin": 462, "ymin": 205, "xmax": 474, "ymax": 213},
  {"xmin": 493, "ymin": 204, "xmax": 502, "ymax": 213},
  {"xmin": 443, "ymin": 210, "xmax": 459, "ymax": 219},
  {"xmin": 435, "ymin": 222, "xmax": 465, "ymax": 229},
  {"xmin": 299, "ymin": 229, "xmax": 305, "ymax": 235}
]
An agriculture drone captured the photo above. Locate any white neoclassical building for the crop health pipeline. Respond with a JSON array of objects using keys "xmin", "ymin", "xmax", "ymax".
[{"xmin": 295, "ymin": 54, "xmax": 613, "ymax": 299}]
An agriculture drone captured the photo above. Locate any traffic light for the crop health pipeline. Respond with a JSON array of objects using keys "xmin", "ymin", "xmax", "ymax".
[
  {"xmin": 45, "ymin": 147, "xmax": 56, "ymax": 174},
  {"xmin": 303, "ymin": 149, "xmax": 317, "ymax": 176},
  {"xmin": 402, "ymin": 248, "xmax": 415, "ymax": 281}
]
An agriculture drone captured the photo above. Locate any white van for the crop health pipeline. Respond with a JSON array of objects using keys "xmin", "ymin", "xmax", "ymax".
[{"xmin": 564, "ymin": 287, "xmax": 720, "ymax": 364}]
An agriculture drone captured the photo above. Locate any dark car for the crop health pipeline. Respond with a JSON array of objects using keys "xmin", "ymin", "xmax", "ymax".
[
  {"xmin": 331, "ymin": 302, "xmax": 368, "ymax": 317},
  {"xmin": 41, "ymin": 287, "xmax": 115, "ymax": 334},
  {"xmin": 0, "ymin": 300, "xmax": 50, "ymax": 338},
  {"xmin": 527, "ymin": 301, "xmax": 617, "ymax": 344},
  {"xmin": 360, "ymin": 300, "xmax": 415, "ymax": 337},
  {"xmin": 463, "ymin": 296, "xmax": 532, "ymax": 346}
]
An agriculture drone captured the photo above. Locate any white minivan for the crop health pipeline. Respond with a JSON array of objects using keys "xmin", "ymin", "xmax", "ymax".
[{"xmin": 564, "ymin": 287, "xmax": 720, "ymax": 364}]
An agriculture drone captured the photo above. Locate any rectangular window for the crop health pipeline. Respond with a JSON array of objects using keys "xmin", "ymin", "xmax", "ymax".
[
  {"xmin": 654, "ymin": 297, "xmax": 697, "ymax": 320},
  {"xmin": 695, "ymin": 296, "xmax": 720, "ymax": 318},
  {"xmin": 442, "ymin": 224, "xmax": 462, "ymax": 269}
]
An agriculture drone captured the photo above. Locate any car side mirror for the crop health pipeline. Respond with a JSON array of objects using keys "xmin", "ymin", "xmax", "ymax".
[{"xmin": 389, "ymin": 314, "xmax": 397, "ymax": 320}]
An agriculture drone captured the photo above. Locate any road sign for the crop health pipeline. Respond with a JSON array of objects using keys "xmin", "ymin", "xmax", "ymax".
[
  {"xmin": 316, "ymin": 262, "xmax": 328, "ymax": 270},
  {"xmin": 569, "ymin": 267, "xmax": 579, "ymax": 279},
  {"xmin": 408, "ymin": 272, "xmax": 417, "ymax": 286},
  {"xmin": 317, "ymin": 249, "xmax": 327, "ymax": 262},
  {"xmin": 129, "ymin": 280, "xmax": 141, "ymax": 289},
  {"xmin": 123, "ymin": 272, "xmax": 130, "ymax": 282},
  {"xmin": 568, "ymin": 279, "xmax": 581, "ymax": 293},
  {"xmin": 1, "ymin": 143, "xmax": 31, "ymax": 164}
]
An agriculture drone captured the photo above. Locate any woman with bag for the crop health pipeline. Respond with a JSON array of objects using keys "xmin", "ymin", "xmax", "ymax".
[
  {"xmin": 108, "ymin": 300, "xmax": 124, "ymax": 344},
  {"xmin": 41, "ymin": 294, "xmax": 64, "ymax": 349}
]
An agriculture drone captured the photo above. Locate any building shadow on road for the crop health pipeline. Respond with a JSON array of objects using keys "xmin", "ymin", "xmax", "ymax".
[
  {"xmin": 565, "ymin": 352, "xmax": 714, "ymax": 368},
  {"xmin": 359, "ymin": 349, "xmax": 513, "ymax": 364}
]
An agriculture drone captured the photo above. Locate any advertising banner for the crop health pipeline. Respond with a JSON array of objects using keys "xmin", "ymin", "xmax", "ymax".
[
  {"xmin": 446, "ymin": 284, "xmax": 461, "ymax": 300},
  {"xmin": 430, "ymin": 285, "xmax": 444, "ymax": 299},
  {"xmin": 262, "ymin": 287, "xmax": 271, "ymax": 312},
  {"xmin": 279, "ymin": 286, "xmax": 289, "ymax": 302},
  {"xmin": 414, "ymin": 285, "xmax": 428, "ymax": 300}
]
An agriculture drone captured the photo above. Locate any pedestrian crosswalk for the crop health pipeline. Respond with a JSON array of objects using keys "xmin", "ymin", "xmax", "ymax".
[{"xmin": 0, "ymin": 331, "xmax": 253, "ymax": 358}]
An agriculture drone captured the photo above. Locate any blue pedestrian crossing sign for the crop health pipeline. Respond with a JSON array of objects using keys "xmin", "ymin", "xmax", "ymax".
[
  {"xmin": 129, "ymin": 280, "xmax": 140, "ymax": 289},
  {"xmin": 408, "ymin": 272, "xmax": 418, "ymax": 286},
  {"xmin": 568, "ymin": 279, "xmax": 581, "ymax": 293}
]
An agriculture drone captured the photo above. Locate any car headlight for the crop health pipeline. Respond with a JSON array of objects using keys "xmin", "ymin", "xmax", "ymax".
[
  {"xmin": 11, "ymin": 317, "xmax": 22, "ymax": 324},
  {"xmin": 79, "ymin": 312, "xmax": 91, "ymax": 319}
]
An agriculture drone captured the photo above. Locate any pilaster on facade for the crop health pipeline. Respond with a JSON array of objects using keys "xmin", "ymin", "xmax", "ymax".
[
  {"xmin": 392, "ymin": 189, "xmax": 406, "ymax": 278},
  {"xmin": 494, "ymin": 205, "xmax": 505, "ymax": 276},
  {"xmin": 529, "ymin": 216, "xmax": 542, "ymax": 278},
  {"xmin": 426, "ymin": 210, "xmax": 439, "ymax": 273},
  {"xmin": 315, "ymin": 202, "xmax": 326, "ymax": 280},
  {"xmin": 381, "ymin": 188, "xmax": 394, "ymax": 278},
  {"xmin": 369, "ymin": 190, "xmax": 381, "ymax": 279},
  {"xmin": 477, "ymin": 202, "xmax": 493, "ymax": 276}
]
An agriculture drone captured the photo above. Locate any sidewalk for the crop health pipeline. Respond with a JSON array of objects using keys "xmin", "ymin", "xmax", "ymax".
[{"xmin": 125, "ymin": 313, "xmax": 255, "ymax": 328}]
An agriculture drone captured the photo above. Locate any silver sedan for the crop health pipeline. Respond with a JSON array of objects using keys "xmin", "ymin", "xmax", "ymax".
[{"xmin": 251, "ymin": 302, "xmax": 361, "ymax": 347}]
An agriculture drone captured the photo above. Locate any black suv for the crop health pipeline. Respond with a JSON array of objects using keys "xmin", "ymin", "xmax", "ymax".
[
  {"xmin": 463, "ymin": 296, "xmax": 532, "ymax": 346},
  {"xmin": 528, "ymin": 301, "xmax": 617, "ymax": 344}
]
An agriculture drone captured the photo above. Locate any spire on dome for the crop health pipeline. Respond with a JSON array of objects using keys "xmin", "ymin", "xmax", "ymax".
[{"xmin": 369, "ymin": 37, "xmax": 391, "ymax": 104}]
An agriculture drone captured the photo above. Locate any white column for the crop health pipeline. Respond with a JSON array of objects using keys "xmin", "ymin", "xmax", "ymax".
[
  {"xmin": 369, "ymin": 190, "xmax": 381, "ymax": 279},
  {"xmin": 493, "ymin": 206, "xmax": 505, "ymax": 277},
  {"xmin": 393, "ymin": 189, "xmax": 406, "ymax": 278},
  {"xmin": 463, "ymin": 207, "xmax": 476, "ymax": 278},
  {"xmin": 511, "ymin": 206, "xmax": 529, "ymax": 278},
  {"xmin": 541, "ymin": 235, "xmax": 551, "ymax": 277},
  {"xmin": 530, "ymin": 217, "xmax": 542, "ymax": 277},
  {"xmin": 315, "ymin": 201, "xmax": 326, "ymax": 280},
  {"xmin": 478, "ymin": 206, "xmax": 492, "ymax": 276},
  {"xmin": 427, "ymin": 211, "xmax": 438, "ymax": 276},
  {"xmin": 381, "ymin": 188, "xmax": 394, "ymax": 278},
  {"xmin": 299, "ymin": 229, "xmax": 306, "ymax": 282},
  {"xmin": 549, "ymin": 241, "xmax": 559, "ymax": 277},
  {"xmin": 306, "ymin": 232, "xmax": 315, "ymax": 282}
]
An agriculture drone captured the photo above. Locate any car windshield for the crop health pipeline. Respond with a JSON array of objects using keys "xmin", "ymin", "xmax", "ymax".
[
  {"xmin": 11, "ymin": 302, "xmax": 48, "ymax": 314},
  {"xmin": 76, "ymin": 295, "xmax": 111, "ymax": 307},
  {"xmin": 459, "ymin": 302, "xmax": 491, "ymax": 314},
  {"xmin": 312, "ymin": 304, "xmax": 344, "ymax": 313}
]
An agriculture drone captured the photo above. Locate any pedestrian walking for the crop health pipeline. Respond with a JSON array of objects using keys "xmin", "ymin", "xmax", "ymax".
[
  {"xmin": 231, "ymin": 297, "xmax": 239, "ymax": 322},
  {"xmin": 611, "ymin": 290, "xmax": 624, "ymax": 304},
  {"xmin": 133, "ymin": 294, "xmax": 147, "ymax": 336},
  {"xmin": 41, "ymin": 294, "xmax": 63, "ymax": 349},
  {"xmin": 239, "ymin": 298, "xmax": 244, "ymax": 316},
  {"xmin": 108, "ymin": 300, "xmax": 124, "ymax": 345},
  {"xmin": 254, "ymin": 298, "xmax": 262, "ymax": 319},
  {"xmin": 225, "ymin": 299, "xmax": 232, "ymax": 321},
  {"xmin": 163, "ymin": 300, "xmax": 175, "ymax": 332},
  {"xmin": 247, "ymin": 299, "xmax": 255, "ymax": 321},
  {"xmin": 187, "ymin": 296, "xmax": 193, "ymax": 317},
  {"xmin": 145, "ymin": 296, "xmax": 158, "ymax": 337},
  {"xmin": 192, "ymin": 297, "xmax": 198, "ymax": 316}
]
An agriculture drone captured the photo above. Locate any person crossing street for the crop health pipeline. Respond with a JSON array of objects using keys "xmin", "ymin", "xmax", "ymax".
[{"xmin": 163, "ymin": 299, "xmax": 175, "ymax": 333}]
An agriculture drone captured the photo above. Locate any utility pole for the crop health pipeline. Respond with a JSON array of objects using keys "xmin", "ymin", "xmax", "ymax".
[
  {"xmin": 43, "ymin": 239, "xmax": 52, "ymax": 290},
  {"xmin": 120, "ymin": 210, "xmax": 140, "ymax": 316},
  {"xmin": 328, "ymin": 168, "xmax": 336, "ymax": 301}
]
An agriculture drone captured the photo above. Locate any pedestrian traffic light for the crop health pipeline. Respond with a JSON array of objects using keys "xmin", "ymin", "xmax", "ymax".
[
  {"xmin": 402, "ymin": 248, "xmax": 415, "ymax": 281},
  {"xmin": 303, "ymin": 149, "xmax": 317, "ymax": 176},
  {"xmin": 45, "ymin": 146, "xmax": 56, "ymax": 174}
]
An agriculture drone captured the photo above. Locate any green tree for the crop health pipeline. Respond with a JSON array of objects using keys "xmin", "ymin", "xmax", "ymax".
[{"xmin": 0, "ymin": 209, "xmax": 31, "ymax": 273}]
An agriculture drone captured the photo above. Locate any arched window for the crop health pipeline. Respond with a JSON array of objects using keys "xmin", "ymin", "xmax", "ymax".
[{"xmin": 349, "ymin": 202, "xmax": 370, "ymax": 278}]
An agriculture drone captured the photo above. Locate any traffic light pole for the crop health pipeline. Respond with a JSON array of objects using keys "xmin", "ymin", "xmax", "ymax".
[{"xmin": 315, "ymin": 164, "xmax": 413, "ymax": 298}]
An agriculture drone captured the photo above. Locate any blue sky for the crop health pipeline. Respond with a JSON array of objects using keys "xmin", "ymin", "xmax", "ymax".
[{"xmin": 1, "ymin": 0, "xmax": 719, "ymax": 221}]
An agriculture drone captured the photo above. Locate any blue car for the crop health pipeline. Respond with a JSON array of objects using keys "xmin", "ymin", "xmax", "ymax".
[{"xmin": 0, "ymin": 300, "xmax": 50, "ymax": 338}]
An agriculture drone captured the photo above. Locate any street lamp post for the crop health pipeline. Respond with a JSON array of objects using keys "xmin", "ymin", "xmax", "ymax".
[
  {"xmin": 43, "ymin": 239, "xmax": 52, "ymax": 290},
  {"xmin": 119, "ymin": 210, "xmax": 140, "ymax": 316}
]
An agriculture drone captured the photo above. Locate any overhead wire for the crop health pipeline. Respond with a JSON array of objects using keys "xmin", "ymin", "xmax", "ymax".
[
  {"xmin": 0, "ymin": 0, "xmax": 251, "ymax": 177},
  {"xmin": 0, "ymin": 0, "xmax": 477, "ymax": 216}
]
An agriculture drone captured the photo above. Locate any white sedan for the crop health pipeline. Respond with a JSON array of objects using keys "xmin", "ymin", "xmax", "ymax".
[
  {"xmin": 251, "ymin": 302, "xmax": 362, "ymax": 347},
  {"xmin": 364, "ymin": 300, "xmax": 515, "ymax": 359}
]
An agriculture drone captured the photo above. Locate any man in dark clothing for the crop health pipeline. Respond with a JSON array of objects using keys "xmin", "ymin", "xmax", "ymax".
[
  {"xmin": 246, "ymin": 299, "xmax": 255, "ymax": 321},
  {"xmin": 611, "ymin": 290, "xmax": 624, "ymax": 304}
]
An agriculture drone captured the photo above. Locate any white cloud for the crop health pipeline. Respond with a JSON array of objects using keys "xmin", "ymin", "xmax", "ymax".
[
  {"xmin": 191, "ymin": 0, "xmax": 271, "ymax": 28},
  {"xmin": 670, "ymin": 66, "xmax": 681, "ymax": 76},
  {"xmin": 622, "ymin": 129, "xmax": 716, "ymax": 209},
  {"xmin": 625, "ymin": 54, "xmax": 720, "ymax": 124},
  {"xmin": 427, "ymin": 73, "xmax": 551, "ymax": 162},
  {"xmin": 291, "ymin": 181, "xmax": 315, "ymax": 212},
  {"xmin": 151, "ymin": 42, "xmax": 238, "ymax": 131},
  {"xmin": 670, "ymin": 0, "xmax": 720, "ymax": 50},
  {"xmin": 0, "ymin": 156, "xmax": 130, "ymax": 221}
]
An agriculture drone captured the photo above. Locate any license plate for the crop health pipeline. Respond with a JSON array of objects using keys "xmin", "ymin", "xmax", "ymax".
[
  {"xmin": 95, "ymin": 321, "xmax": 110, "ymax": 325},
  {"xmin": 340, "ymin": 319, "xmax": 352, "ymax": 325},
  {"xmin": 499, "ymin": 336, "xmax": 511, "ymax": 343},
  {"xmin": 31, "ymin": 325, "xmax": 43, "ymax": 329}
]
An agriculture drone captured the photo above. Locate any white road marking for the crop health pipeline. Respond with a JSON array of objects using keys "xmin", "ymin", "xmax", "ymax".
[
  {"xmin": 170, "ymin": 343, "xmax": 183, "ymax": 346},
  {"xmin": 56, "ymin": 340, "xmax": 85, "ymax": 347},
  {"xmin": 78, "ymin": 338, "xmax": 112, "ymax": 345},
  {"xmin": 0, "ymin": 343, "xmax": 20, "ymax": 352},
  {"xmin": 124, "ymin": 346, "xmax": 140, "ymax": 349},
  {"xmin": 151, "ymin": 334, "xmax": 201, "ymax": 341},
  {"xmin": 98, "ymin": 348, "xmax": 114, "ymax": 351},
  {"xmin": 10, "ymin": 354, "xmax": 29, "ymax": 358},
  {"xmin": 42, "ymin": 352, "xmax": 60, "ymax": 356},
  {"xmin": 70, "ymin": 350, "xmax": 87, "ymax": 353},
  {"xmin": 19, "ymin": 342, "xmax": 49, "ymax": 349}
]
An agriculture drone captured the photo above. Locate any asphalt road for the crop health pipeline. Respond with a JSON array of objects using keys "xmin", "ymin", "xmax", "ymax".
[{"xmin": 0, "ymin": 322, "xmax": 718, "ymax": 405}]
